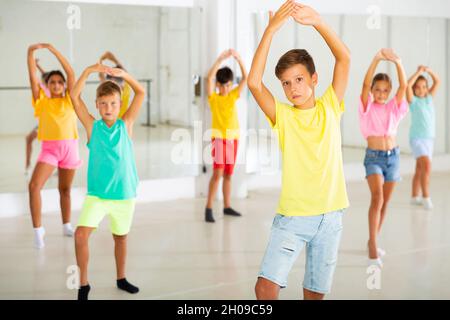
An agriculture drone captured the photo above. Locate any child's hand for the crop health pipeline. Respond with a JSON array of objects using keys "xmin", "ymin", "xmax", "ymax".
[
  {"xmin": 376, "ymin": 48, "xmax": 399, "ymax": 62},
  {"xmin": 218, "ymin": 49, "xmax": 232, "ymax": 61},
  {"xmin": 418, "ymin": 65, "xmax": 427, "ymax": 73},
  {"xmin": 267, "ymin": 0, "xmax": 296, "ymax": 33},
  {"xmin": 291, "ymin": 3, "xmax": 321, "ymax": 26},
  {"xmin": 230, "ymin": 49, "xmax": 241, "ymax": 60},
  {"xmin": 28, "ymin": 43, "xmax": 48, "ymax": 51},
  {"xmin": 108, "ymin": 67, "xmax": 127, "ymax": 78},
  {"xmin": 87, "ymin": 63, "xmax": 111, "ymax": 74}
]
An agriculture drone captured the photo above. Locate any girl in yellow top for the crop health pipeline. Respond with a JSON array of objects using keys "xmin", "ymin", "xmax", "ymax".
[
  {"xmin": 27, "ymin": 43, "xmax": 81, "ymax": 249},
  {"xmin": 98, "ymin": 51, "xmax": 131, "ymax": 118}
]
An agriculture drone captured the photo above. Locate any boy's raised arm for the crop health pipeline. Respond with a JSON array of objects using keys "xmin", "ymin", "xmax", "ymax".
[
  {"xmin": 248, "ymin": 0, "xmax": 296, "ymax": 125},
  {"xmin": 292, "ymin": 4, "xmax": 351, "ymax": 103},
  {"xmin": 206, "ymin": 50, "xmax": 231, "ymax": 97},
  {"xmin": 119, "ymin": 69, "xmax": 145, "ymax": 129},
  {"xmin": 230, "ymin": 50, "xmax": 248, "ymax": 95},
  {"xmin": 71, "ymin": 64, "xmax": 103, "ymax": 136}
]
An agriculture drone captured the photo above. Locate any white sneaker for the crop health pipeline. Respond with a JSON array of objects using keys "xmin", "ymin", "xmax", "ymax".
[
  {"xmin": 368, "ymin": 258, "xmax": 383, "ymax": 268},
  {"xmin": 63, "ymin": 223, "xmax": 74, "ymax": 237},
  {"xmin": 423, "ymin": 198, "xmax": 433, "ymax": 210},
  {"xmin": 33, "ymin": 227, "xmax": 46, "ymax": 249},
  {"xmin": 410, "ymin": 197, "xmax": 423, "ymax": 206},
  {"xmin": 377, "ymin": 248, "xmax": 386, "ymax": 257}
]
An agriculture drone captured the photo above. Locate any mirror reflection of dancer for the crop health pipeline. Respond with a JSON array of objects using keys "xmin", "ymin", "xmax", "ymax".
[
  {"xmin": 27, "ymin": 43, "xmax": 81, "ymax": 249},
  {"xmin": 25, "ymin": 58, "xmax": 51, "ymax": 178},
  {"xmin": 204, "ymin": 49, "xmax": 247, "ymax": 223},
  {"xmin": 98, "ymin": 51, "xmax": 131, "ymax": 118}
]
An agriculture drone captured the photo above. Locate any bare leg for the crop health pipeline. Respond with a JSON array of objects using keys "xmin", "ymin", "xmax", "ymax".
[
  {"xmin": 223, "ymin": 174, "xmax": 232, "ymax": 208},
  {"xmin": 29, "ymin": 162, "xmax": 55, "ymax": 228},
  {"xmin": 74, "ymin": 227, "xmax": 94, "ymax": 286},
  {"xmin": 418, "ymin": 156, "xmax": 431, "ymax": 198},
  {"xmin": 58, "ymin": 168, "xmax": 76, "ymax": 224},
  {"xmin": 378, "ymin": 181, "xmax": 396, "ymax": 234},
  {"xmin": 255, "ymin": 277, "xmax": 280, "ymax": 300},
  {"xmin": 113, "ymin": 234, "xmax": 128, "ymax": 280},
  {"xmin": 367, "ymin": 175, "xmax": 384, "ymax": 259},
  {"xmin": 303, "ymin": 288, "xmax": 325, "ymax": 300},
  {"xmin": 206, "ymin": 169, "xmax": 224, "ymax": 209},
  {"xmin": 25, "ymin": 129, "xmax": 37, "ymax": 170},
  {"xmin": 412, "ymin": 160, "xmax": 421, "ymax": 198}
]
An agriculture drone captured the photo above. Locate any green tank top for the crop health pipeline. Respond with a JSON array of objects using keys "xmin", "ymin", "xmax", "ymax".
[{"xmin": 87, "ymin": 119, "xmax": 138, "ymax": 200}]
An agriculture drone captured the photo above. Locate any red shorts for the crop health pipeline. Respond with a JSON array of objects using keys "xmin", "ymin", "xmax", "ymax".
[{"xmin": 211, "ymin": 138, "xmax": 239, "ymax": 175}]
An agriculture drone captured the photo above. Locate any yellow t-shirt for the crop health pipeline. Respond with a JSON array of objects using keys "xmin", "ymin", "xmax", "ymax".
[
  {"xmin": 267, "ymin": 85, "xmax": 349, "ymax": 216},
  {"xmin": 208, "ymin": 87, "xmax": 240, "ymax": 140},
  {"xmin": 32, "ymin": 90, "xmax": 79, "ymax": 141},
  {"xmin": 119, "ymin": 83, "xmax": 131, "ymax": 119}
]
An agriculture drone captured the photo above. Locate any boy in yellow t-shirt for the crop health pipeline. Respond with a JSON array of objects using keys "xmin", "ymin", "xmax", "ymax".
[
  {"xmin": 248, "ymin": 1, "xmax": 350, "ymax": 300},
  {"xmin": 205, "ymin": 49, "xmax": 247, "ymax": 223}
]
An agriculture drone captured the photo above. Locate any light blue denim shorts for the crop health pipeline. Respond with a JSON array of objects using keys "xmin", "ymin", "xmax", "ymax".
[
  {"xmin": 364, "ymin": 147, "xmax": 401, "ymax": 182},
  {"xmin": 258, "ymin": 209, "xmax": 345, "ymax": 294},
  {"xmin": 410, "ymin": 138, "xmax": 434, "ymax": 160}
]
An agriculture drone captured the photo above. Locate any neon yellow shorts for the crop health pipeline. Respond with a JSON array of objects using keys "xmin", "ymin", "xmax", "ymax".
[{"xmin": 77, "ymin": 196, "xmax": 136, "ymax": 236}]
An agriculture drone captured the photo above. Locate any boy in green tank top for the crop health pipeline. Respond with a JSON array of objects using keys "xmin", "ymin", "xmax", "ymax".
[{"xmin": 70, "ymin": 63, "xmax": 145, "ymax": 300}]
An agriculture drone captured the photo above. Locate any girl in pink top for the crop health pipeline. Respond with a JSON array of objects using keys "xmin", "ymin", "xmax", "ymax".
[{"xmin": 359, "ymin": 49, "xmax": 408, "ymax": 268}]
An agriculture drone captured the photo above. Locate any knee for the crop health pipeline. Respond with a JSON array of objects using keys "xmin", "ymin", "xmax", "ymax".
[
  {"xmin": 28, "ymin": 179, "xmax": 41, "ymax": 193},
  {"xmin": 75, "ymin": 228, "xmax": 89, "ymax": 244},
  {"xmin": 255, "ymin": 278, "xmax": 278, "ymax": 299},
  {"xmin": 59, "ymin": 186, "xmax": 71, "ymax": 198},
  {"xmin": 371, "ymin": 192, "xmax": 384, "ymax": 209},
  {"xmin": 213, "ymin": 170, "xmax": 224, "ymax": 180},
  {"xmin": 113, "ymin": 234, "xmax": 127, "ymax": 243},
  {"xmin": 423, "ymin": 161, "xmax": 431, "ymax": 175}
]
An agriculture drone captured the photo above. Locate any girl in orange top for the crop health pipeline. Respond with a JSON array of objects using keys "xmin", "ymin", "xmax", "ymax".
[{"xmin": 27, "ymin": 43, "xmax": 81, "ymax": 249}]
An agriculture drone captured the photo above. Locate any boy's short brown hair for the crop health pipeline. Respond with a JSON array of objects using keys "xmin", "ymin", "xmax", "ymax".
[
  {"xmin": 275, "ymin": 49, "xmax": 316, "ymax": 79},
  {"xmin": 96, "ymin": 80, "xmax": 122, "ymax": 99}
]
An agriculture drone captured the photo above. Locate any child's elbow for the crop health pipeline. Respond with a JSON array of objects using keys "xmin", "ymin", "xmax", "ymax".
[
  {"xmin": 247, "ymin": 75, "xmax": 259, "ymax": 90},
  {"xmin": 340, "ymin": 50, "xmax": 351, "ymax": 65}
]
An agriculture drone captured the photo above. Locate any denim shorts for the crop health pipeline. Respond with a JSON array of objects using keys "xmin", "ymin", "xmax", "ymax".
[
  {"xmin": 410, "ymin": 138, "xmax": 434, "ymax": 160},
  {"xmin": 258, "ymin": 209, "xmax": 345, "ymax": 294},
  {"xmin": 363, "ymin": 147, "xmax": 400, "ymax": 182}
]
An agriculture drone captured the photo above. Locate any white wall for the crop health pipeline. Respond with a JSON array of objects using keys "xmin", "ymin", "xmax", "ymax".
[
  {"xmin": 235, "ymin": 0, "xmax": 450, "ymax": 177},
  {"xmin": 0, "ymin": 0, "xmax": 159, "ymax": 134},
  {"xmin": 0, "ymin": 0, "xmax": 199, "ymax": 135}
]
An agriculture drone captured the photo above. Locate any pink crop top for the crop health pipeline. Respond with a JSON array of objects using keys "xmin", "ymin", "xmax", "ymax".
[{"xmin": 358, "ymin": 94, "xmax": 408, "ymax": 139}]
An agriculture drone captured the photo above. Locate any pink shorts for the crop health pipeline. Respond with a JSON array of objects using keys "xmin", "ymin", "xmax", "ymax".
[
  {"xmin": 212, "ymin": 138, "xmax": 239, "ymax": 175},
  {"xmin": 37, "ymin": 140, "xmax": 82, "ymax": 169}
]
